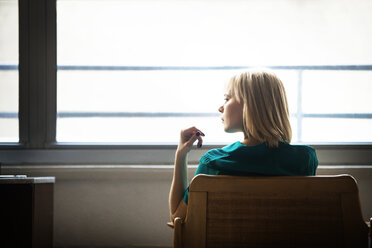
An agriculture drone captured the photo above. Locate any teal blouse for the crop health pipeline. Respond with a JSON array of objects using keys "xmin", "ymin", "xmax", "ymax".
[{"xmin": 183, "ymin": 141, "xmax": 318, "ymax": 204}]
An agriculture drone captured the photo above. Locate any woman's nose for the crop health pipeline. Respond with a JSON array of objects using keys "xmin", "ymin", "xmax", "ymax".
[{"xmin": 218, "ymin": 106, "xmax": 223, "ymax": 113}]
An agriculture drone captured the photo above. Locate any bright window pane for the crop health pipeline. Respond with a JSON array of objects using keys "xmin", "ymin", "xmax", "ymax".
[
  {"xmin": 302, "ymin": 71, "xmax": 372, "ymax": 114},
  {"xmin": 0, "ymin": 0, "xmax": 18, "ymax": 142},
  {"xmin": 57, "ymin": 70, "xmax": 240, "ymax": 142},
  {"xmin": 302, "ymin": 118, "xmax": 372, "ymax": 143},
  {"xmin": 58, "ymin": 117, "xmax": 243, "ymax": 143},
  {"xmin": 57, "ymin": 0, "xmax": 372, "ymax": 144},
  {"xmin": 58, "ymin": 70, "xmax": 231, "ymax": 113},
  {"xmin": 299, "ymin": 70, "xmax": 372, "ymax": 143},
  {"xmin": 57, "ymin": 0, "xmax": 372, "ymax": 66}
]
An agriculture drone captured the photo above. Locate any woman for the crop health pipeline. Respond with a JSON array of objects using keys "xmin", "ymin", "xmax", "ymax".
[{"xmin": 169, "ymin": 70, "xmax": 318, "ymax": 222}]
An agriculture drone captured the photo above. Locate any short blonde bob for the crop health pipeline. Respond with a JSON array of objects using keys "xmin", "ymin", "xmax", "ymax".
[{"xmin": 228, "ymin": 70, "xmax": 292, "ymax": 147}]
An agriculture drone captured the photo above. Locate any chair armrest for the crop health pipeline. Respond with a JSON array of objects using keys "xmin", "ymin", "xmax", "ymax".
[
  {"xmin": 167, "ymin": 222, "xmax": 174, "ymax": 229},
  {"xmin": 173, "ymin": 217, "xmax": 183, "ymax": 248},
  {"xmin": 369, "ymin": 218, "xmax": 372, "ymax": 248}
]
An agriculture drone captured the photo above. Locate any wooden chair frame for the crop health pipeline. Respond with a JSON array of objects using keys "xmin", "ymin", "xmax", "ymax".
[{"xmin": 170, "ymin": 174, "xmax": 370, "ymax": 248}]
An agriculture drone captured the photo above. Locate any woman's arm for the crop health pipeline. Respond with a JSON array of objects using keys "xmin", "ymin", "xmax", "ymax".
[{"xmin": 169, "ymin": 127, "xmax": 204, "ymax": 222}]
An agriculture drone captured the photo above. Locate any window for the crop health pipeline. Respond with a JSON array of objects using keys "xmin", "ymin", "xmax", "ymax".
[
  {"xmin": 0, "ymin": 0, "xmax": 371, "ymax": 165},
  {"xmin": 56, "ymin": 0, "xmax": 372, "ymax": 144},
  {"xmin": 0, "ymin": 0, "xmax": 18, "ymax": 142}
]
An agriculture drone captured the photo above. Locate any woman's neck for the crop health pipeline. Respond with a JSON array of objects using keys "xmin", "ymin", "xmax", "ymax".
[{"xmin": 242, "ymin": 137, "xmax": 261, "ymax": 146}]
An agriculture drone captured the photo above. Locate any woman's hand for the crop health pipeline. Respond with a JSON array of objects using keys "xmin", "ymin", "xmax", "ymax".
[
  {"xmin": 169, "ymin": 126, "xmax": 205, "ymax": 222},
  {"xmin": 176, "ymin": 126, "xmax": 205, "ymax": 158}
]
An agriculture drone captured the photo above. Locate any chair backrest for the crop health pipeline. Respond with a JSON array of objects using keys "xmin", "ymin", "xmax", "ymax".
[{"xmin": 175, "ymin": 174, "xmax": 368, "ymax": 248}]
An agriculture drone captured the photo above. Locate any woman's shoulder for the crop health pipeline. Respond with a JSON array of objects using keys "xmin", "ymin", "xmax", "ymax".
[
  {"xmin": 278, "ymin": 143, "xmax": 318, "ymax": 173},
  {"xmin": 200, "ymin": 141, "xmax": 243, "ymax": 163},
  {"xmin": 278, "ymin": 142, "xmax": 317, "ymax": 157}
]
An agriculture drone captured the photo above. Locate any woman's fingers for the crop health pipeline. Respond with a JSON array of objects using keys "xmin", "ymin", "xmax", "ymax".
[
  {"xmin": 181, "ymin": 127, "xmax": 204, "ymax": 142},
  {"xmin": 196, "ymin": 132, "xmax": 203, "ymax": 148},
  {"xmin": 195, "ymin": 130, "xmax": 206, "ymax": 137},
  {"xmin": 183, "ymin": 126, "xmax": 205, "ymax": 136},
  {"xmin": 182, "ymin": 128, "xmax": 205, "ymax": 149},
  {"xmin": 185, "ymin": 132, "xmax": 199, "ymax": 147}
]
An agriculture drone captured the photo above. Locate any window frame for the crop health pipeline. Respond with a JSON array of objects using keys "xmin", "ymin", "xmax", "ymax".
[
  {"xmin": 17, "ymin": 0, "xmax": 56, "ymax": 148},
  {"xmin": 0, "ymin": 0, "xmax": 371, "ymax": 165}
]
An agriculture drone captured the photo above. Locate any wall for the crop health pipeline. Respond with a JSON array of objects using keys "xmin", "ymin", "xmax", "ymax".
[{"xmin": 2, "ymin": 165, "xmax": 372, "ymax": 248}]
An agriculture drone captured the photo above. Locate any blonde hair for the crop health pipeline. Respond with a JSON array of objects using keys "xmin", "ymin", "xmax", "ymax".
[{"xmin": 228, "ymin": 70, "xmax": 292, "ymax": 147}]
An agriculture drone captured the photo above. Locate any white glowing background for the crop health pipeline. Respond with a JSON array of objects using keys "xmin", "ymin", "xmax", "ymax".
[{"xmin": 1, "ymin": 0, "xmax": 372, "ymax": 143}]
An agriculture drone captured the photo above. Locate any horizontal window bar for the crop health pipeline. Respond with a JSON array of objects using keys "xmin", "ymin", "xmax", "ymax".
[
  {"xmin": 1, "ymin": 112, "xmax": 372, "ymax": 119},
  {"xmin": 0, "ymin": 145, "xmax": 372, "ymax": 164},
  {"xmin": 302, "ymin": 113, "xmax": 372, "ymax": 118},
  {"xmin": 56, "ymin": 65, "xmax": 372, "ymax": 71},
  {"xmin": 1, "ymin": 64, "xmax": 372, "ymax": 71},
  {"xmin": 0, "ymin": 64, "xmax": 18, "ymax": 70},
  {"xmin": 0, "ymin": 112, "xmax": 18, "ymax": 118},
  {"xmin": 57, "ymin": 112, "xmax": 219, "ymax": 118}
]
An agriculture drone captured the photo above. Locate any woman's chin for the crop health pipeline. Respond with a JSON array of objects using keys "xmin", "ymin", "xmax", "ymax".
[
  {"xmin": 224, "ymin": 128, "xmax": 234, "ymax": 133},
  {"xmin": 224, "ymin": 127, "xmax": 242, "ymax": 133}
]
